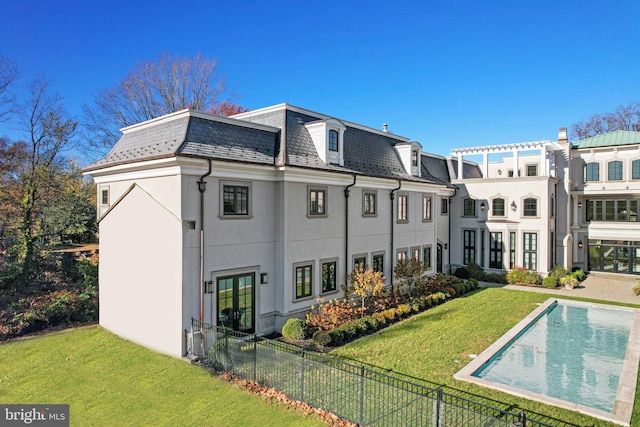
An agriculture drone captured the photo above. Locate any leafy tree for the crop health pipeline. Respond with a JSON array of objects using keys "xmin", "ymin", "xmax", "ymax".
[
  {"xmin": 84, "ymin": 52, "xmax": 246, "ymax": 154},
  {"xmin": 393, "ymin": 258, "xmax": 427, "ymax": 293},
  {"xmin": 0, "ymin": 55, "xmax": 18, "ymax": 122},
  {"xmin": 345, "ymin": 266, "xmax": 385, "ymax": 314},
  {"xmin": 571, "ymin": 101, "xmax": 640, "ymax": 140}
]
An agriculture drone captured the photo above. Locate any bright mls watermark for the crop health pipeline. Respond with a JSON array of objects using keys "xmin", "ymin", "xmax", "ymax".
[{"xmin": 1, "ymin": 405, "xmax": 69, "ymax": 426}]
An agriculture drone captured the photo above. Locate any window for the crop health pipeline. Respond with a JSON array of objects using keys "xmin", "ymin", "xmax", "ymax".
[
  {"xmin": 523, "ymin": 233, "xmax": 537, "ymax": 271},
  {"xmin": 223, "ymin": 185, "xmax": 249, "ymax": 216},
  {"xmin": 397, "ymin": 249, "xmax": 408, "ymax": 263},
  {"xmin": 321, "ymin": 261, "xmax": 337, "ymax": 293},
  {"xmin": 328, "ymin": 130, "xmax": 339, "ymax": 151},
  {"xmin": 411, "ymin": 150, "xmax": 418, "ymax": 167},
  {"xmin": 411, "ymin": 246, "xmax": 420, "ymax": 261},
  {"xmin": 509, "ymin": 232, "xmax": 516, "ymax": 269},
  {"xmin": 585, "ymin": 162, "xmax": 600, "ymax": 181},
  {"xmin": 526, "ymin": 164, "xmax": 537, "ymax": 177},
  {"xmin": 463, "ymin": 198, "xmax": 476, "ymax": 216},
  {"xmin": 295, "ymin": 265, "xmax": 312, "ymax": 299},
  {"xmin": 608, "ymin": 161, "xmax": 623, "ymax": 181},
  {"xmin": 550, "ymin": 195, "xmax": 555, "ymax": 218},
  {"xmin": 492, "ymin": 198, "xmax": 505, "ymax": 216},
  {"xmin": 633, "ymin": 160, "xmax": 640, "ymax": 180},
  {"xmin": 423, "ymin": 246, "xmax": 431, "ymax": 269},
  {"xmin": 480, "ymin": 229, "xmax": 485, "ymax": 267},
  {"xmin": 309, "ymin": 188, "xmax": 326, "ymax": 216},
  {"xmin": 489, "ymin": 232, "xmax": 503, "ymax": 269},
  {"xmin": 508, "ymin": 170, "xmax": 514, "ymax": 177},
  {"xmin": 423, "ymin": 195, "xmax": 432, "ymax": 221},
  {"xmin": 353, "ymin": 255, "xmax": 366, "ymax": 272},
  {"xmin": 398, "ymin": 194, "xmax": 408, "ymax": 222},
  {"xmin": 550, "ymin": 231, "xmax": 555, "ymax": 269},
  {"xmin": 463, "ymin": 230, "xmax": 476, "ymax": 265},
  {"xmin": 441, "ymin": 198, "xmax": 448, "ymax": 214},
  {"xmin": 363, "ymin": 191, "xmax": 376, "ymax": 216},
  {"xmin": 100, "ymin": 187, "xmax": 109, "ymax": 205},
  {"xmin": 523, "ymin": 198, "xmax": 537, "ymax": 217},
  {"xmin": 373, "ymin": 253, "xmax": 384, "ymax": 273}
]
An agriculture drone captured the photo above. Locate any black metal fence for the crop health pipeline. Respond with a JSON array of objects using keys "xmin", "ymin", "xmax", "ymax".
[{"xmin": 189, "ymin": 319, "xmax": 557, "ymax": 427}]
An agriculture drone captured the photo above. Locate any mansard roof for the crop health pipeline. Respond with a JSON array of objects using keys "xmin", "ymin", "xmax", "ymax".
[{"xmin": 572, "ymin": 130, "xmax": 640, "ymax": 150}]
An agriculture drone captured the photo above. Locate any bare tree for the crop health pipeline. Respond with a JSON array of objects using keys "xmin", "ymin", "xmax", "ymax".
[
  {"xmin": 571, "ymin": 101, "xmax": 640, "ymax": 140},
  {"xmin": 83, "ymin": 52, "xmax": 245, "ymax": 154},
  {"xmin": 17, "ymin": 77, "xmax": 77, "ymax": 283},
  {"xmin": 0, "ymin": 55, "xmax": 18, "ymax": 122}
]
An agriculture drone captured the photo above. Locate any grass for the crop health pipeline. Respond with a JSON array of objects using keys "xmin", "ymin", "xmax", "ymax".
[
  {"xmin": 330, "ymin": 288, "xmax": 640, "ymax": 427},
  {"xmin": 0, "ymin": 326, "xmax": 324, "ymax": 427}
]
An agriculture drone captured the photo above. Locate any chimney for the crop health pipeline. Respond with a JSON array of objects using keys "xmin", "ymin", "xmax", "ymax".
[
  {"xmin": 382, "ymin": 123, "xmax": 388, "ymax": 133},
  {"xmin": 558, "ymin": 127, "xmax": 568, "ymax": 144}
]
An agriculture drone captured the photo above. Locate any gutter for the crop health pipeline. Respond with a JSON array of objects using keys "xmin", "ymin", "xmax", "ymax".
[
  {"xmin": 390, "ymin": 179, "xmax": 402, "ymax": 291},
  {"xmin": 344, "ymin": 174, "xmax": 357, "ymax": 286},
  {"xmin": 448, "ymin": 186, "xmax": 457, "ymax": 274},
  {"xmin": 198, "ymin": 160, "xmax": 213, "ymax": 325}
]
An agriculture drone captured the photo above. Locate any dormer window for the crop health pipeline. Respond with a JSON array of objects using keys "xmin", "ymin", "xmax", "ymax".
[
  {"xmin": 328, "ymin": 130, "xmax": 339, "ymax": 152},
  {"xmin": 305, "ymin": 119, "xmax": 346, "ymax": 166},
  {"xmin": 412, "ymin": 150, "xmax": 418, "ymax": 167},
  {"xmin": 394, "ymin": 141, "xmax": 423, "ymax": 177}
]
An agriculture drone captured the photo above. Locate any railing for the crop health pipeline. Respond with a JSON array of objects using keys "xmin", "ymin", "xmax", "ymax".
[{"xmin": 190, "ymin": 319, "xmax": 560, "ymax": 427}]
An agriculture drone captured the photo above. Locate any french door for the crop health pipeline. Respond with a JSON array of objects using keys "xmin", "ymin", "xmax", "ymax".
[{"xmin": 217, "ymin": 273, "xmax": 255, "ymax": 333}]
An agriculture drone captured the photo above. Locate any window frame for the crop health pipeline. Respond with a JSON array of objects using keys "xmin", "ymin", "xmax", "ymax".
[
  {"xmin": 491, "ymin": 197, "xmax": 506, "ymax": 217},
  {"xmin": 411, "ymin": 150, "xmax": 418, "ymax": 167},
  {"xmin": 633, "ymin": 160, "xmax": 640, "ymax": 180},
  {"xmin": 585, "ymin": 162, "xmax": 600, "ymax": 182},
  {"xmin": 220, "ymin": 181, "xmax": 252, "ymax": 219},
  {"xmin": 526, "ymin": 164, "xmax": 538, "ymax": 177},
  {"xmin": 410, "ymin": 246, "xmax": 421, "ymax": 261},
  {"xmin": 489, "ymin": 231, "xmax": 503, "ymax": 269},
  {"xmin": 372, "ymin": 252, "xmax": 384, "ymax": 273},
  {"xmin": 294, "ymin": 263, "xmax": 313, "ymax": 300},
  {"xmin": 608, "ymin": 160, "xmax": 623, "ymax": 181},
  {"xmin": 328, "ymin": 129, "xmax": 339, "ymax": 152},
  {"xmin": 422, "ymin": 194, "xmax": 432, "ymax": 222},
  {"xmin": 308, "ymin": 186, "xmax": 327, "ymax": 217},
  {"xmin": 523, "ymin": 232, "xmax": 537, "ymax": 271},
  {"xmin": 523, "ymin": 197, "xmax": 538, "ymax": 217},
  {"xmin": 320, "ymin": 259, "xmax": 338, "ymax": 294},
  {"xmin": 363, "ymin": 190, "xmax": 377, "ymax": 217},
  {"xmin": 463, "ymin": 197, "xmax": 476, "ymax": 217},
  {"xmin": 396, "ymin": 248, "xmax": 408, "ymax": 264},
  {"xmin": 422, "ymin": 245, "xmax": 432, "ymax": 270},
  {"xmin": 441, "ymin": 197, "xmax": 449, "ymax": 215},
  {"xmin": 397, "ymin": 193, "xmax": 408, "ymax": 223},
  {"xmin": 100, "ymin": 186, "xmax": 110, "ymax": 205},
  {"xmin": 463, "ymin": 229, "xmax": 476, "ymax": 265},
  {"xmin": 353, "ymin": 254, "xmax": 367, "ymax": 273}
]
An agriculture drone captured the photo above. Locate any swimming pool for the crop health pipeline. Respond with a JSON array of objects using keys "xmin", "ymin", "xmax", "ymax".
[{"xmin": 454, "ymin": 299, "xmax": 640, "ymax": 426}]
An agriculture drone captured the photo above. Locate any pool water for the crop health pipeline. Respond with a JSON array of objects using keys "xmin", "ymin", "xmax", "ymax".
[{"xmin": 473, "ymin": 300, "xmax": 633, "ymax": 413}]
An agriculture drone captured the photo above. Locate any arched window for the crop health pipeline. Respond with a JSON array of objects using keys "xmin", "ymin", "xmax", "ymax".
[
  {"xmin": 585, "ymin": 162, "xmax": 599, "ymax": 181},
  {"xmin": 328, "ymin": 130, "xmax": 339, "ymax": 151},
  {"xmin": 492, "ymin": 198, "xmax": 505, "ymax": 216},
  {"xmin": 523, "ymin": 198, "xmax": 537, "ymax": 216}
]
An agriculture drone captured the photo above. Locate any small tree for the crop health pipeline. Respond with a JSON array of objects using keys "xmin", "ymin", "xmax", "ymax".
[
  {"xmin": 393, "ymin": 258, "xmax": 426, "ymax": 293},
  {"xmin": 345, "ymin": 266, "xmax": 385, "ymax": 315}
]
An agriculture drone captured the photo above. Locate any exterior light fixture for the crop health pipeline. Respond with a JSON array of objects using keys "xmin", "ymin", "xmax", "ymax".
[
  {"xmin": 480, "ymin": 202, "xmax": 486, "ymax": 211},
  {"xmin": 260, "ymin": 273, "xmax": 269, "ymax": 284},
  {"xmin": 578, "ymin": 240, "xmax": 583, "ymax": 249},
  {"xmin": 197, "ymin": 180, "xmax": 207, "ymax": 193},
  {"xmin": 577, "ymin": 201, "xmax": 582, "ymax": 209},
  {"xmin": 511, "ymin": 201, "xmax": 517, "ymax": 211}
]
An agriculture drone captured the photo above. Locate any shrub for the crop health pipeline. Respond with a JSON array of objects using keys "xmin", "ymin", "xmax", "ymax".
[
  {"xmin": 560, "ymin": 276, "xmax": 579, "ymax": 289},
  {"xmin": 371, "ymin": 312, "xmax": 387, "ymax": 326},
  {"xmin": 282, "ymin": 318, "xmax": 309, "ymax": 340},
  {"xmin": 454, "ymin": 267, "xmax": 470, "ymax": 279},
  {"xmin": 327, "ymin": 328, "xmax": 345, "ymax": 346},
  {"xmin": 466, "ymin": 262, "xmax": 486, "ymax": 280},
  {"xmin": 396, "ymin": 304, "xmax": 412, "ymax": 317},
  {"xmin": 549, "ymin": 265, "xmax": 569, "ymax": 283},
  {"xmin": 484, "ymin": 273, "xmax": 508, "ymax": 284},
  {"xmin": 352, "ymin": 318, "xmax": 370, "ymax": 335},
  {"xmin": 312, "ymin": 330, "xmax": 331, "ymax": 346},
  {"xmin": 634, "ymin": 281, "xmax": 640, "ymax": 296},
  {"xmin": 571, "ymin": 269, "xmax": 586, "ymax": 282},
  {"xmin": 468, "ymin": 278, "xmax": 479, "ymax": 288},
  {"xmin": 305, "ymin": 299, "xmax": 358, "ymax": 331},
  {"xmin": 506, "ymin": 267, "xmax": 542, "ymax": 286},
  {"xmin": 340, "ymin": 323, "xmax": 359, "ymax": 339},
  {"xmin": 382, "ymin": 308, "xmax": 396, "ymax": 321},
  {"xmin": 542, "ymin": 277, "xmax": 557, "ymax": 288},
  {"xmin": 363, "ymin": 316, "xmax": 379, "ymax": 331},
  {"xmin": 445, "ymin": 287, "xmax": 456, "ymax": 297}
]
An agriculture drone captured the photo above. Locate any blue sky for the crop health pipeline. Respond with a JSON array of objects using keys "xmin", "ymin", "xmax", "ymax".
[{"xmin": 1, "ymin": 0, "xmax": 638, "ymax": 161}]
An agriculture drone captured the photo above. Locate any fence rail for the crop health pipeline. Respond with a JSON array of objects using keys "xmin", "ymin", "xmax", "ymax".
[{"xmin": 190, "ymin": 318, "xmax": 558, "ymax": 427}]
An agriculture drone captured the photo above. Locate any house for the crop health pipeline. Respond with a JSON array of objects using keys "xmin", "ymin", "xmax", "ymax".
[{"xmin": 84, "ymin": 104, "xmax": 454, "ymax": 357}]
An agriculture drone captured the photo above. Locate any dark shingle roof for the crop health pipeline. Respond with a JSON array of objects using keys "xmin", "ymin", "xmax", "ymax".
[
  {"xmin": 421, "ymin": 155, "xmax": 451, "ymax": 184},
  {"xmin": 450, "ymin": 159, "xmax": 483, "ymax": 179}
]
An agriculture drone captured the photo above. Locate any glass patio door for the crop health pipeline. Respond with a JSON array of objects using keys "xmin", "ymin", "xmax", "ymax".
[{"xmin": 217, "ymin": 273, "xmax": 255, "ymax": 333}]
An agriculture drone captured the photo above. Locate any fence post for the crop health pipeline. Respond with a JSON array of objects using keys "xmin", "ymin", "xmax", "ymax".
[
  {"xmin": 300, "ymin": 348, "xmax": 305, "ymax": 402},
  {"xmin": 436, "ymin": 388, "xmax": 443, "ymax": 427},
  {"xmin": 520, "ymin": 410, "xmax": 526, "ymax": 427},
  {"xmin": 359, "ymin": 366, "xmax": 365, "ymax": 426},
  {"xmin": 253, "ymin": 334, "xmax": 257, "ymax": 382}
]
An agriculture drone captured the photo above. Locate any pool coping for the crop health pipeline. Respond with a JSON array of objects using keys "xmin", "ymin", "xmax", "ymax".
[{"xmin": 453, "ymin": 298, "xmax": 640, "ymax": 426}]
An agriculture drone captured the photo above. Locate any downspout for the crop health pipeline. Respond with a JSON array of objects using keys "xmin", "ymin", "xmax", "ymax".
[
  {"xmin": 198, "ymin": 160, "xmax": 213, "ymax": 324},
  {"xmin": 448, "ymin": 186, "xmax": 457, "ymax": 274},
  {"xmin": 390, "ymin": 179, "xmax": 402, "ymax": 291},
  {"xmin": 344, "ymin": 174, "xmax": 357, "ymax": 285}
]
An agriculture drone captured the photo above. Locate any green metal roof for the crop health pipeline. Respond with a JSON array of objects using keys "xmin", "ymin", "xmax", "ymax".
[{"xmin": 572, "ymin": 130, "xmax": 640, "ymax": 149}]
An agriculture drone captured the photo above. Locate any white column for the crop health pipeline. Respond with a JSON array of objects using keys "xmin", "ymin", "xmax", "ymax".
[
  {"xmin": 458, "ymin": 154, "xmax": 464, "ymax": 180},
  {"xmin": 540, "ymin": 147, "xmax": 546, "ymax": 176},
  {"xmin": 513, "ymin": 150, "xmax": 519, "ymax": 176},
  {"xmin": 483, "ymin": 152, "xmax": 488, "ymax": 178}
]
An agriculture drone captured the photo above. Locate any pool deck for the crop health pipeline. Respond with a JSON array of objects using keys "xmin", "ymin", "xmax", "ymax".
[
  {"xmin": 479, "ymin": 272, "xmax": 640, "ymax": 306},
  {"xmin": 454, "ymin": 297, "xmax": 640, "ymax": 426}
]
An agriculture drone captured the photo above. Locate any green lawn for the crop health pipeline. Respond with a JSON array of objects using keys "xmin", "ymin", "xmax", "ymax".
[
  {"xmin": 0, "ymin": 326, "xmax": 324, "ymax": 427},
  {"xmin": 331, "ymin": 288, "xmax": 640, "ymax": 427}
]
